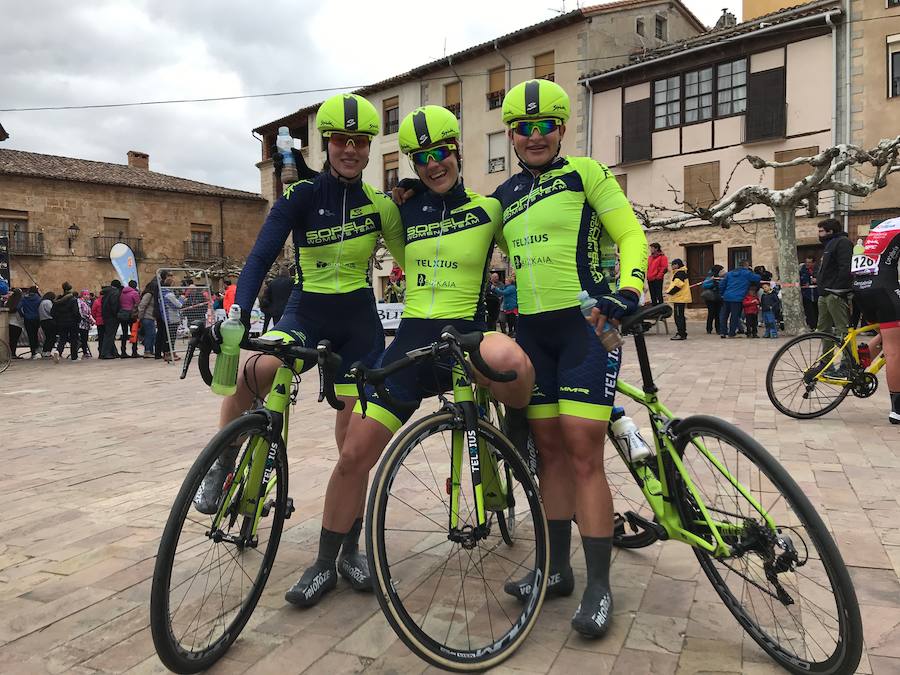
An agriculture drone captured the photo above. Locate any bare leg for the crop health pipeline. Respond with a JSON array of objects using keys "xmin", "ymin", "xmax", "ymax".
[
  {"xmin": 217, "ymin": 354, "xmax": 281, "ymax": 428},
  {"xmin": 472, "ymin": 332, "xmax": 534, "ymax": 408},
  {"xmin": 558, "ymin": 416, "xmax": 613, "ymax": 537}
]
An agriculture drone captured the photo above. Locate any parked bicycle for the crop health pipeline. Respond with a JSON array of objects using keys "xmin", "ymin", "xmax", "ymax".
[{"xmin": 765, "ymin": 323, "xmax": 885, "ymax": 418}]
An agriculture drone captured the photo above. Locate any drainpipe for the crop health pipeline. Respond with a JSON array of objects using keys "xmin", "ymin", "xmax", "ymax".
[
  {"xmin": 844, "ymin": 2, "xmax": 852, "ymax": 232},
  {"xmin": 583, "ymin": 80, "xmax": 594, "ymax": 157},
  {"xmin": 495, "ymin": 40, "xmax": 513, "ymax": 176},
  {"xmin": 826, "ymin": 12, "xmax": 841, "ymax": 218}
]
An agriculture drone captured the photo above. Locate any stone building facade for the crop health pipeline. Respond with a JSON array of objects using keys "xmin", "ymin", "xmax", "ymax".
[{"xmin": 0, "ymin": 149, "xmax": 268, "ymax": 293}]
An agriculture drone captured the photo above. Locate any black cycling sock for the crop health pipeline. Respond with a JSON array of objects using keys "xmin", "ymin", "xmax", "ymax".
[
  {"xmin": 891, "ymin": 391, "xmax": 900, "ymax": 414},
  {"xmin": 548, "ymin": 519, "xmax": 573, "ymax": 573},
  {"xmin": 571, "ymin": 535, "xmax": 614, "ymax": 638},
  {"xmin": 582, "ymin": 535, "xmax": 612, "ymax": 590},
  {"xmin": 342, "ymin": 517, "xmax": 363, "ymax": 556},
  {"xmin": 316, "ymin": 527, "xmax": 345, "ymax": 568}
]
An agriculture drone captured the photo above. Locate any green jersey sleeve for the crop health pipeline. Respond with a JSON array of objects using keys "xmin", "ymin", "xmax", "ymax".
[
  {"xmin": 572, "ymin": 157, "xmax": 649, "ymax": 295},
  {"xmin": 365, "ymin": 184, "xmax": 406, "ymax": 271}
]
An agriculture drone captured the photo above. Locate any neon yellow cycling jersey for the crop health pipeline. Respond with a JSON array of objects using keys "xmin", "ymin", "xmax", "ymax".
[
  {"xmin": 399, "ymin": 182, "xmax": 503, "ymax": 320},
  {"xmin": 492, "ymin": 156, "xmax": 648, "ymax": 314}
]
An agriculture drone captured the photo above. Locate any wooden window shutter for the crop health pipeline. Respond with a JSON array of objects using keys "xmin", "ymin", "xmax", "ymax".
[
  {"xmin": 621, "ymin": 98, "xmax": 651, "ymax": 163},
  {"xmin": 445, "ymin": 82, "xmax": 460, "ymax": 107},
  {"xmin": 745, "ymin": 68, "xmax": 786, "ymax": 142},
  {"xmin": 489, "ymin": 67, "xmax": 505, "ymax": 94},
  {"xmin": 534, "ymin": 51, "xmax": 555, "ymax": 80},
  {"xmin": 683, "ymin": 161, "xmax": 720, "ymax": 211},
  {"xmin": 774, "ymin": 146, "xmax": 819, "ymax": 190}
]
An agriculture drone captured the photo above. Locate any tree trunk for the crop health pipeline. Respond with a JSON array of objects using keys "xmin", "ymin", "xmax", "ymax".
[{"xmin": 772, "ymin": 207, "xmax": 805, "ymax": 335}]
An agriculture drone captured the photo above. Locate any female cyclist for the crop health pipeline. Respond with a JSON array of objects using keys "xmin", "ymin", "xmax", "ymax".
[
  {"xmin": 492, "ymin": 79, "xmax": 649, "ymax": 638},
  {"xmin": 191, "ymin": 93, "xmax": 406, "ymax": 606},
  {"xmin": 286, "ymin": 104, "xmax": 535, "ymax": 607}
]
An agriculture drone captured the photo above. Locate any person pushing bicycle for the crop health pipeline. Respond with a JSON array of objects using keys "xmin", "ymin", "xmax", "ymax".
[{"xmin": 490, "ymin": 79, "xmax": 649, "ymax": 638}]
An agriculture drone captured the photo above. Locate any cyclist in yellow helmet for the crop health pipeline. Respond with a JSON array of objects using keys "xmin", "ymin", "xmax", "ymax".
[
  {"xmin": 192, "ymin": 93, "xmax": 406, "ymax": 608},
  {"xmin": 290, "ymin": 104, "xmax": 535, "ymax": 607},
  {"xmin": 492, "ymin": 79, "xmax": 649, "ymax": 639}
]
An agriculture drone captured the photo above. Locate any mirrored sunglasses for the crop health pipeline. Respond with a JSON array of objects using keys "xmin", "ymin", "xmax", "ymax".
[
  {"xmin": 325, "ymin": 132, "xmax": 372, "ymax": 147},
  {"xmin": 511, "ymin": 119, "xmax": 560, "ymax": 137},
  {"xmin": 410, "ymin": 144, "xmax": 457, "ymax": 166}
]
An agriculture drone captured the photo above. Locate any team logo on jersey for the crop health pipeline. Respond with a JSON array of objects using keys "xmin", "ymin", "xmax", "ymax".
[
  {"xmin": 631, "ymin": 268, "xmax": 646, "ymax": 282},
  {"xmin": 417, "ymin": 273, "xmax": 427, "ymax": 287},
  {"xmin": 502, "ymin": 176, "xmax": 572, "ymax": 223},
  {"xmin": 316, "ymin": 260, "xmax": 328, "ymax": 268},
  {"xmin": 307, "ymin": 217, "xmax": 377, "ymax": 245},
  {"xmin": 405, "ymin": 208, "xmax": 489, "ymax": 242},
  {"xmin": 513, "ymin": 254, "xmax": 552, "ymax": 269},
  {"xmin": 415, "ymin": 258, "xmax": 458, "ymax": 269},
  {"xmin": 318, "ymin": 208, "xmax": 335, "ymax": 217},
  {"xmin": 512, "ymin": 234, "xmax": 549, "ymax": 247}
]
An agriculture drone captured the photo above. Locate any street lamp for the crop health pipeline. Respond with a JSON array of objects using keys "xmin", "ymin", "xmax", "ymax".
[{"xmin": 67, "ymin": 223, "xmax": 80, "ymax": 253}]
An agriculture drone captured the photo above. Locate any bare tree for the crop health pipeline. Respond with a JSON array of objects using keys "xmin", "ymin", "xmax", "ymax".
[{"xmin": 634, "ymin": 137, "xmax": 900, "ymax": 335}]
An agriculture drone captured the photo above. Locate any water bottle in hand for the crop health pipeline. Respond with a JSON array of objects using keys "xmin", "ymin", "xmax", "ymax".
[
  {"xmin": 276, "ymin": 126, "xmax": 298, "ymax": 184},
  {"xmin": 211, "ymin": 305, "xmax": 245, "ymax": 397},
  {"xmin": 578, "ymin": 290, "xmax": 624, "ymax": 351}
]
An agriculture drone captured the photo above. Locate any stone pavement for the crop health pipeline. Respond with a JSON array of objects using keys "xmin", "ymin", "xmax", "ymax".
[{"xmin": 0, "ymin": 323, "xmax": 898, "ymax": 674}]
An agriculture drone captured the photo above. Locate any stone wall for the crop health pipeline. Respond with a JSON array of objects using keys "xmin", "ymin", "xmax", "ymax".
[{"xmin": 1, "ymin": 175, "xmax": 268, "ymax": 292}]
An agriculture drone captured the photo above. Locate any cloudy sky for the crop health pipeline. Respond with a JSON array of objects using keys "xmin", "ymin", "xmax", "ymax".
[{"xmin": 1, "ymin": 0, "xmax": 740, "ymax": 193}]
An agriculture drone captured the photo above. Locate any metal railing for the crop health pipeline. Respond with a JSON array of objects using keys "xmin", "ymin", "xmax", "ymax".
[
  {"xmin": 183, "ymin": 240, "xmax": 224, "ymax": 260},
  {"xmin": 93, "ymin": 235, "xmax": 144, "ymax": 259},
  {"xmin": 7, "ymin": 231, "xmax": 45, "ymax": 256}
]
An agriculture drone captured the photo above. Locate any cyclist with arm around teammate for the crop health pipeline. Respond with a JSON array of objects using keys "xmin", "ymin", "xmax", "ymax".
[
  {"xmin": 286, "ymin": 105, "xmax": 536, "ymax": 607},
  {"xmin": 850, "ymin": 216, "xmax": 900, "ymax": 424},
  {"xmin": 492, "ymin": 79, "xmax": 649, "ymax": 638},
  {"xmin": 192, "ymin": 93, "xmax": 406, "ymax": 602}
]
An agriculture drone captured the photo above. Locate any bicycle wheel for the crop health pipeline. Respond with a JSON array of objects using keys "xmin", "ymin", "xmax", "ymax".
[
  {"xmin": 765, "ymin": 332, "xmax": 851, "ymax": 419},
  {"xmin": 606, "ymin": 430, "xmax": 660, "ymax": 549},
  {"xmin": 367, "ymin": 411, "xmax": 548, "ymax": 672},
  {"xmin": 150, "ymin": 413, "xmax": 288, "ymax": 674},
  {"xmin": 670, "ymin": 416, "xmax": 862, "ymax": 675},
  {"xmin": 0, "ymin": 339, "xmax": 10, "ymax": 373}
]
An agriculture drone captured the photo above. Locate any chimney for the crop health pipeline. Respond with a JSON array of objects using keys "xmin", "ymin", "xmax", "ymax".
[
  {"xmin": 127, "ymin": 150, "xmax": 149, "ymax": 170},
  {"xmin": 715, "ymin": 8, "xmax": 737, "ymax": 30}
]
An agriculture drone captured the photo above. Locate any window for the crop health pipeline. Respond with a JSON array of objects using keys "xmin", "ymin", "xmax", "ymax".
[
  {"xmin": 622, "ymin": 99, "xmax": 652, "ymax": 163},
  {"xmin": 488, "ymin": 132, "xmax": 506, "ymax": 173},
  {"xmin": 636, "ymin": 17, "xmax": 645, "ymax": 36},
  {"xmin": 890, "ymin": 0, "xmax": 900, "ymax": 7},
  {"xmin": 774, "ymin": 146, "xmax": 819, "ymax": 190},
  {"xmin": 653, "ymin": 76, "xmax": 680, "ymax": 129},
  {"xmin": 683, "ymin": 161, "xmax": 720, "ymax": 211},
  {"xmin": 383, "ymin": 152, "xmax": 399, "ymax": 192},
  {"xmin": 487, "ymin": 67, "xmax": 505, "ymax": 110},
  {"xmin": 104, "ymin": 217, "xmax": 129, "ymax": 237},
  {"xmin": 444, "ymin": 81, "xmax": 461, "ymax": 118},
  {"xmin": 890, "ymin": 36, "xmax": 900, "ymax": 97},
  {"xmin": 684, "ymin": 67, "xmax": 713, "ymax": 123},
  {"xmin": 534, "ymin": 51, "xmax": 555, "ymax": 81},
  {"xmin": 745, "ymin": 67, "xmax": 786, "ymax": 141},
  {"xmin": 717, "ymin": 59, "xmax": 747, "ymax": 116},
  {"xmin": 383, "ymin": 96, "xmax": 399, "ymax": 135},
  {"xmin": 613, "ymin": 174, "xmax": 627, "ymax": 196},
  {"xmin": 728, "ymin": 246, "xmax": 752, "ymax": 270},
  {"xmin": 655, "ymin": 14, "xmax": 667, "ymax": 40},
  {"xmin": 190, "ymin": 224, "xmax": 213, "ymax": 259},
  {"xmin": 0, "ymin": 209, "xmax": 28, "ymax": 250}
]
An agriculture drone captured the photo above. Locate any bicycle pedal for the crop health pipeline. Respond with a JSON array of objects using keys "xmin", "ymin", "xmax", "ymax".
[
  {"xmin": 285, "ymin": 497, "xmax": 295, "ymax": 519},
  {"xmin": 624, "ymin": 511, "xmax": 668, "ymax": 540}
]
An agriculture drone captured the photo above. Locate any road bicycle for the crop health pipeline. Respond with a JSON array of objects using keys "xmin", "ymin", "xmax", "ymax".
[
  {"xmin": 765, "ymin": 323, "xmax": 885, "ymax": 418},
  {"xmin": 0, "ymin": 338, "xmax": 10, "ymax": 373},
  {"xmin": 149, "ymin": 326, "xmax": 345, "ymax": 673},
  {"xmin": 601, "ymin": 303, "xmax": 862, "ymax": 674},
  {"xmin": 353, "ymin": 326, "xmax": 547, "ymax": 672}
]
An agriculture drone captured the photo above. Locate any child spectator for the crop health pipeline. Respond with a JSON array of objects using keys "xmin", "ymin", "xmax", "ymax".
[
  {"xmin": 742, "ymin": 290, "xmax": 760, "ymax": 338},
  {"xmin": 760, "ymin": 283, "xmax": 781, "ymax": 338}
]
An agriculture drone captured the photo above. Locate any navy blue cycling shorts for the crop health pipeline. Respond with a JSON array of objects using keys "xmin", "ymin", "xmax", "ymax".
[
  {"xmin": 266, "ymin": 287, "xmax": 384, "ymax": 395},
  {"xmin": 357, "ymin": 317, "xmax": 485, "ymax": 433},
  {"xmin": 515, "ymin": 307, "xmax": 621, "ymax": 422}
]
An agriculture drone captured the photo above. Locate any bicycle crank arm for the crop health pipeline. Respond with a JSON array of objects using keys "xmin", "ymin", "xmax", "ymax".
[{"xmin": 624, "ymin": 510, "xmax": 668, "ymax": 540}]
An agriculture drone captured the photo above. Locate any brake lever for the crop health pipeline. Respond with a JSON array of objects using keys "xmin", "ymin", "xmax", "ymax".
[
  {"xmin": 180, "ymin": 323, "xmax": 203, "ymax": 380},
  {"xmin": 350, "ymin": 362, "xmax": 368, "ymax": 418},
  {"xmin": 316, "ymin": 341, "xmax": 344, "ymax": 411}
]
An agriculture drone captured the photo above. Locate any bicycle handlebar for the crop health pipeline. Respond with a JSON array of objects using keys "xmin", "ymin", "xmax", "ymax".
[
  {"xmin": 351, "ymin": 325, "xmax": 516, "ymax": 417},
  {"xmin": 181, "ymin": 322, "xmax": 345, "ymax": 411}
]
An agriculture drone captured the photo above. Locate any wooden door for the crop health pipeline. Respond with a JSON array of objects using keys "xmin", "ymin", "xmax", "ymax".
[{"xmin": 685, "ymin": 244, "xmax": 715, "ymax": 307}]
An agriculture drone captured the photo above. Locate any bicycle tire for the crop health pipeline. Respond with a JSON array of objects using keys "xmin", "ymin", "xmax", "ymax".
[
  {"xmin": 150, "ymin": 413, "xmax": 288, "ymax": 674},
  {"xmin": 367, "ymin": 411, "xmax": 548, "ymax": 672},
  {"xmin": 765, "ymin": 332, "xmax": 851, "ymax": 419},
  {"xmin": 669, "ymin": 416, "xmax": 862, "ymax": 675},
  {"xmin": 496, "ymin": 461, "xmax": 516, "ymax": 546},
  {"xmin": 0, "ymin": 339, "xmax": 10, "ymax": 373}
]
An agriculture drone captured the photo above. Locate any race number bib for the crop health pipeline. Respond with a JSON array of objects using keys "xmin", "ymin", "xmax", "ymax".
[{"xmin": 851, "ymin": 253, "xmax": 878, "ymax": 276}]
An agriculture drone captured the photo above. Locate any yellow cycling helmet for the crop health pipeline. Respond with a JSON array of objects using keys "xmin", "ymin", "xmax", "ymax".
[
  {"xmin": 501, "ymin": 79, "xmax": 570, "ymax": 125},
  {"xmin": 316, "ymin": 94, "xmax": 380, "ymax": 136},
  {"xmin": 398, "ymin": 106, "xmax": 460, "ymax": 154}
]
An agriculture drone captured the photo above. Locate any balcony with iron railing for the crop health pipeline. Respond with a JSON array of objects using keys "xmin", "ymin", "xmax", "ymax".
[
  {"xmin": 6, "ymin": 231, "xmax": 46, "ymax": 256},
  {"xmin": 92, "ymin": 235, "xmax": 144, "ymax": 259},
  {"xmin": 184, "ymin": 240, "xmax": 224, "ymax": 260}
]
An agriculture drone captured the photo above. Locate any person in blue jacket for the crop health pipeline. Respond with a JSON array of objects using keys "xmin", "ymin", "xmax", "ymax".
[
  {"xmin": 718, "ymin": 260, "xmax": 761, "ymax": 338},
  {"xmin": 19, "ymin": 285, "xmax": 43, "ymax": 358}
]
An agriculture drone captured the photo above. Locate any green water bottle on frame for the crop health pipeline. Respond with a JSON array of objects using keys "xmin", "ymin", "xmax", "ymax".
[{"xmin": 211, "ymin": 304, "xmax": 245, "ymax": 397}]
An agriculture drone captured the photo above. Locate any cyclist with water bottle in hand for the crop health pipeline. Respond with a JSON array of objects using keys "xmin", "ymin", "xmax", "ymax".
[
  {"xmin": 491, "ymin": 79, "xmax": 649, "ymax": 638},
  {"xmin": 192, "ymin": 93, "xmax": 406, "ymax": 606}
]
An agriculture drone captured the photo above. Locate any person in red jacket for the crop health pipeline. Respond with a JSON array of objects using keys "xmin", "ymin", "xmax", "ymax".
[
  {"xmin": 647, "ymin": 242, "xmax": 668, "ymax": 306},
  {"xmin": 91, "ymin": 291, "xmax": 105, "ymax": 351},
  {"xmin": 222, "ymin": 279, "xmax": 236, "ymax": 313},
  {"xmin": 742, "ymin": 290, "xmax": 760, "ymax": 338}
]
